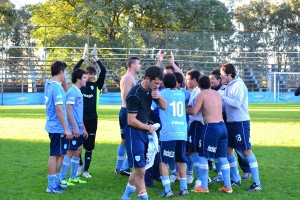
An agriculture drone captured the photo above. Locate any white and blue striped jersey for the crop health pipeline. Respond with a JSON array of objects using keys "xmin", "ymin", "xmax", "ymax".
[
  {"xmin": 66, "ymin": 86, "xmax": 84, "ymax": 134},
  {"xmin": 153, "ymin": 88, "xmax": 187, "ymax": 141},
  {"xmin": 45, "ymin": 81, "xmax": 67, "ymax": 134}
]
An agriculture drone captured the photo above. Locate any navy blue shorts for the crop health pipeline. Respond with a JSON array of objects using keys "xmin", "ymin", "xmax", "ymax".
[
  {"xmin": 159, "ymin": 140, "xmax": 188, "ymax": 164},
  {"xmin": 63, "ymin": 134, "xmax": 85, "ymax": 151},
  {"xmin": 226, "ymin": 121, "xmax": 252, "ymax": 151},
  {"xmin": 83, "ymin": 119, "xmax": 97, "ymax": 151},
  {"xmin": 119, "ymin": 107, "xmax": 127, "ymax": 139},
  {"xmin": 187, "ymin": 121, "xmax": 204, "ymax": 153},
  {"xmin": 49, "ymin": 133, "xmax": 66, "ymax": 156},
  {"xmin": 199, "ymin": 122, "xmax": 228, "ymax": 159},
  {"xmin": 125, "ymin": 126, "xmax": 149, "ymax": 168}
]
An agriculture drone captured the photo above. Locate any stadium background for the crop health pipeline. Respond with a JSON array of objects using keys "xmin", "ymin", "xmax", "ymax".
[{"xmin": 0, "ymin": 26, "xmax": 299, "ymax": 105}]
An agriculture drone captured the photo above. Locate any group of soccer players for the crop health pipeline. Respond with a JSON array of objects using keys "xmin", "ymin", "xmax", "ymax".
[
  {"xmin": 119, "ymin": 51, "xmax": 262, "ymax": 200},
  {"xmin": 44, "ymin": 44, "xmax": 106, "ymax": 193},
  {"xmin": 44, "ymin": 45, "xmax": 262, "ymax": 197}
]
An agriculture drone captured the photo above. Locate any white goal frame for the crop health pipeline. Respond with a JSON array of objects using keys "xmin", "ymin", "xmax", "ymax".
[{"xmin": 266, "ymin": 72, "xmax": 300, "ymax": 103}]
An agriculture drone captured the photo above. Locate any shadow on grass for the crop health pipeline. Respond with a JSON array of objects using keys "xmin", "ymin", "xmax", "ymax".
[{"xmin": 1, "ymin": 139, "xmax": 299, "ymax": 200}]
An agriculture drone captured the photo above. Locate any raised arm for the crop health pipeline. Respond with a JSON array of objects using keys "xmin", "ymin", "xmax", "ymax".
[
  {"xmin": 91, "ymin": 44, "xmax": 107, "ymax": 90},
  {"xmin": 73, "ymin": 43, "xmax": 89, "ymax": 71},
  {"xmin": 155, "ymin": 50, "xmax": 164, "ymax": 68}
]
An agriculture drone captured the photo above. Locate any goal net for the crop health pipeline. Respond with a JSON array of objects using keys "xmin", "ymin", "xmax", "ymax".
[{"xmin": 266, "ymin": 72, "xmax": 300, "ymax": 102}]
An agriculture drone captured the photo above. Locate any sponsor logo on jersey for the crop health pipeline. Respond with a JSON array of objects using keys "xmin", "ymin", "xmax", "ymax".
[
  {"xmin": 83, "ymin": 94, "xmax": 94, "ymax": 98},
  {"xmin": 171, "ymin": 121, "xmax": 185, "ymax": 125},
  {"xmin": 207, "ymin": 145, "xmax": 217, "ymax": 153},
  {"xmin": 163, "ymin": 150, "xmax": 175, "ymax": 158}
]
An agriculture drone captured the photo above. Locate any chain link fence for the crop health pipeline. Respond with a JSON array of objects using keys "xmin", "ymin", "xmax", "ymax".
[{"xmin": 1, "ymin": 26, "xmax": 299, "ymax": 93}]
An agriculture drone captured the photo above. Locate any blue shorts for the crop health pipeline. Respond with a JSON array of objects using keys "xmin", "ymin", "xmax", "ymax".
[
  {"xmin": 226, "ymin": 121, "xmax": 252, "ymax": 151},
  {"xmin": 63, "ymin": 134, "xmax": 85, "ymax": 152},
  {"xmin": 125, "ymin": 126, "xmax": 149, "ymax": 168},
  {"xmin": 159, "ymin": 140, "xmax": 188, "ymax": 164},
  {"xmin": 187, "ymin": 121, "xmax": 204, "ymax": 153},
  {"xmin": 199, "ymin": 122, "xmax": 228, "ymax": 159},
  {"xmin": 49, "ymin": 133, "xmax": 66, "ymax": 156},
  {"xmin": 119, "ymin": 107, "xmax": 127, "ymax": 139}
]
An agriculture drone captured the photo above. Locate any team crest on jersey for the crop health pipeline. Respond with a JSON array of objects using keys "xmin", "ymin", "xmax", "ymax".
[
  {"xmin": 64, "ymin": 144, "xmax": 67, "ymax": 149},
  {"xmin": 90, "ymin": 85, "xmax": 94, "ymax": 90},
  {"xmin": 135, "ymin": 156, "xmax": 141, "ymax": 162},
  {"xmin": 72, "ymin": 140, "xmax": 77, "ymax": 145}
]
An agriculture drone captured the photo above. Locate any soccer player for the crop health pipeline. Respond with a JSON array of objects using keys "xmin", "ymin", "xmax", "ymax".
[
  {"xmin": 59, "ymin": 68, "xmax": 89, "ymax": 185},
  {"xmin": 121, "ymin": 66, "xmax": 166, "ymax": 200},
  {"xmin": 210, "ymin": 68, "xmax": 252, "ymax": 182},
  {"xmin": 220, "ymin": 63, "xmax": 262, "ymax": 191},
  {"xmin": 45, "ymin": 61, "xmax": 72, "ymax": 193},
  {"xmin": 115, "ymin": 56, "xmax": 141, "ymax": 176},
  {"xmin": 186, "ymin": 75, "xmax": 232, "ymax": 193},
  {"xmin": 294, "ymin": 84, "xmax": 300, "ymax": 96},
  {"xmin": 185, "ymin": 69, "xmax": 205, "ymax": 188},
  {"xmin": 153, "ymin": 73, "xmax": 189, "ymax": 197},
  {"xmin": 73, "ymin": 44, "xmax": 107, "ymax": 178}
]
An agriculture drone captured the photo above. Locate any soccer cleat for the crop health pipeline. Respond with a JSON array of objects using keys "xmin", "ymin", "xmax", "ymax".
[
  {"xmin": 159, "ymin": 190, "xmax": 174, "ymax": 197},
  {"xmin": 57, "ymin": 183, "xmax": 69, "ymax": 189},
  {"xmin": 231, "ymin": 180, "xmax": 241, "ymax": 186},
  {"xmin": 120, "ymin": 168, "xmax": 131, "ymax": 176},
  {"xmin": 69, "ymin": 177, "xmax": 87, "ymax": 184},
  {"xmin": 187, "ymin": 174, "xmax": 194, "ymax": 184},
  {"xmin": 179, "ymin": 189, "xmax": 189, "ymax": 196},
  {"xmin": 243, "ymin": 172, "xmax": 252, "ymax": 180},
  {"xmin": 115, "ymin": 169, "xmax": 121, "ymax": 174},
  {"xmin": 191, "ymin": 185, "xmax": 209, "ymax": 193},
  {"xmin": 82, "ymin": 171, "xmax": 92, "ymax": 178},
  {"xmin": 208, "ymin": 177, "xmax": 212, "ymax": 184},
  {"xmin": 219, "ymin": 186, "xmax": 233, "ymax": 193},
  {"xmin": 76, "ymin": 165, "xmax": 84, "ymax": 176},
  {"xmin": 246, "ymin": 182, "xmax": 262, "ymax": 192},
  {"xmin": 46, "ymin": 187, "xmax": 65, "ymax": 194},
  {"xmin": 61, "ymin": 179, "xmax": 75, "ymax": 186},
  {"xmin": 169, "ymin": 174, "xmax": 178, "ymax": 183},
  {"xmin": 211, "ymin": 175, "xmax": 223, "ymax": 183}
]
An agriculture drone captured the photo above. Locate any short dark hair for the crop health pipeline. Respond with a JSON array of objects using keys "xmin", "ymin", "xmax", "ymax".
[
  {"xmin": 127, "ymin": 57, "xmax": 139, "ymax": 69},
  {"xmin": 86, "ymin": 66, "xmax": 96, "ymax": 74},
  {"xmin": 174, "ymin": 72, "xmax": 184, "ymax": 85},
  {"xmin": 210, "ymin": 68, "xmax": 221, "ymax": 80},
  {"xmin": 163, "ymin": 73, "xmax": 176, "ymax": 88},
  {"xmin": 220, "ymin": 63, "xmax": 236, "ymax": 78},
  {"xmin": 51, "ymin": 61, "xmax": 67, "ymax": 77},
  {"xmin": 186, "ymin": 69, "xmax": 201, "ymax": 82},
  {"xmin": 198, "ymin": 76, "xmax": 210, "ymax": 89},
  {"xmin": 164, "ymin": 65, "xmax": 175, "ymax": 73},
  {"xmin": 71, "ymin": 69, "xmax": 86, "ymax": 83},
  {"xmin": 145, "ymin": 66, "xmax": 163, "ymax": 81}
]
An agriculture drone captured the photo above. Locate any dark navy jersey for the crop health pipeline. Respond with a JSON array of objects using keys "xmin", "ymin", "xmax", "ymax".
[
  {"xmin": 73, "ymin": 59, "xmax": 106, "ymax": 121},
  {"xmin": 126, "ymin": 83, "xmax": 152, "ymax": 124}
]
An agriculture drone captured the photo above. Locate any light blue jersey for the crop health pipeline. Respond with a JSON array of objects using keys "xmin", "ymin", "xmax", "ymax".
[
  {"xmin": 45, "ymin": 81, "xmax": 67, "ymax": 134},
  {"xmin": 66, "ymin": 86, "xmax": 84, "ymax": 134},
  {"xmin": 153, "ymin": 88, "xmax": 187, "ymax": 141},
  {"xmin": 188, "ymin": 87, "xmax": 204, "ymax": 124}
]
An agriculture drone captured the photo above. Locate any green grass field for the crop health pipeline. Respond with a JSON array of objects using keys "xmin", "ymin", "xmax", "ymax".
[{"xmin": 0, "ymin": 104, "xmax": 300, "ymax": 200}]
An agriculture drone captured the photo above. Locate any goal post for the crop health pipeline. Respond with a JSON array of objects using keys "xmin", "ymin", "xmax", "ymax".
[{"xmin": 266, "ymin": 72, "xmax": 300, "ymax": 103}]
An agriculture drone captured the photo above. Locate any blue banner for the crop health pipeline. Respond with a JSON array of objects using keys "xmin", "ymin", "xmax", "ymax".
[{"xmin": 1, "ymin": 92, "xmax": 300, "ymax": 105}]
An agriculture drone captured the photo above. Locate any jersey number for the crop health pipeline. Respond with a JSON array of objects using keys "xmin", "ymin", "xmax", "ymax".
[{"xmin": 169, "ymin": 101, "xmax": 184, "ymax": 117}]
